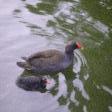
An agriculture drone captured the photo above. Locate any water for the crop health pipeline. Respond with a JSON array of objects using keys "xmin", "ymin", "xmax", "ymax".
[{"xmin": 0, "ymin": 0, "xmax": 112, "ymax": 112}]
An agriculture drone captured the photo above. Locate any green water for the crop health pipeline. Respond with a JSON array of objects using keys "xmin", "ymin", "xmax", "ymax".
[{"xmin": 0, "ymin": 0, "xmax": 112, "ymax": 112}]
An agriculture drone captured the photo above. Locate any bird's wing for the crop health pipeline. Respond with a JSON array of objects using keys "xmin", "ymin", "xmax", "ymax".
[{"xmin": 27, "ymin": 49, "xmax": 64, "ymax": 62}]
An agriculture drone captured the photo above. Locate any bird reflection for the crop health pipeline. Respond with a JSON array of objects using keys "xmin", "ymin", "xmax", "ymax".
[
  {"xmin": 16, "ymin": 51, "xmax": 89, "ymax": 112},
  {"xmin": 16, "ymin": 70, "xmax": 48, "ymax": 93}
]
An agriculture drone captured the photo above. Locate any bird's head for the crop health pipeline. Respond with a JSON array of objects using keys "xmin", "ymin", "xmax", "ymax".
[{"xmin": 65, "ymin": 41, "xmax": 83, "ymax": 54}]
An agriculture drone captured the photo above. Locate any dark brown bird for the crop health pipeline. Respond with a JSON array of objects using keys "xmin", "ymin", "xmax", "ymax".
[{"xmin": 17, "ymin": 41, "xmax": 82, "ymax": 74}]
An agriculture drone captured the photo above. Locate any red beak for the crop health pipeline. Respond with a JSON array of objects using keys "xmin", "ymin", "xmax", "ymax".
[{"xmin": 76, "ymin": 42, "xmax": 84, "ymax": 49}]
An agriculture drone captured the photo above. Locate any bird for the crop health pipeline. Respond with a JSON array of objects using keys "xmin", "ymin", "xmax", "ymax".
[
  {"xmin": 17, "ymin": 41, "xmax": 82, "ymax": 74},
  {"xmin": 16, "ymin": 76, "xmax": 48, "ymax": 91}
]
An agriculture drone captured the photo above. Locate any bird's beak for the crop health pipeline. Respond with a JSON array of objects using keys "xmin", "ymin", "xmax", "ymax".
[{"xmin": 81, "ymin": 47, "xmax": 84, "ymax": 50}]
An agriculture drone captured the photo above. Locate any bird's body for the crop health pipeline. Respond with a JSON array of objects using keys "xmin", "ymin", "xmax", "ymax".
[{"xmin": 17, "ymin": 41, "xmax": 81, "ymax": 74}]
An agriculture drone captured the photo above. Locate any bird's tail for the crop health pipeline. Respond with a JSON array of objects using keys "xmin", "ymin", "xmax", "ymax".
[{"xmin": 17, "ymin": 62, "xmax": 32, "ymax": 70}]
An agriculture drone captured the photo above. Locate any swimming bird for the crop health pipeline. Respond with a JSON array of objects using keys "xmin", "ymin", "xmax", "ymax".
[{"xmin": 17, "ymin": 41, "xmax": 82, "ymax": 74}]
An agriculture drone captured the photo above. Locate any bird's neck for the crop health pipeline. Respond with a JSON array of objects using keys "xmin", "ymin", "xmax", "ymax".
[{"xmin": 65, "ymin": 52, "xmax": 74, "ymax": 60}]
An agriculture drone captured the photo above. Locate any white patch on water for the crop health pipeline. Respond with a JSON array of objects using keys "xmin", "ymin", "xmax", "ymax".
[
  {"xmin": 20, "ymin": 10, "xmax": 54, "ymax": 33},
  {"xmin": 66, "ymin": 18, "xmax": 74, "ymax": 24},
  {"xmin": 76, "ymin": 50, "xmax": 87, "ymax": 66},
  {"xmin": 93, "ymin": 21, "xmax": 109, "ymax": 36},
  {"xmin": 54, "ymin": 2, "xmax": 73, "ymax": 17},
  {"xmin": 84, "ymin": 74, "xmax": 89, "ymax": 80},
  {"xmin": 0, "ymin": 82, "xmax": 14, "ymax": 101},
  {"xmin": 86, "ymin": 17, "xmax": 93, "ymax": 22},
  {"xmin": 14, "ymin": 3, "xmax": 55, "ymax": 36},
  {"xmin": 73, "ymin": 0, "xmax": 80, "ymax": 2},
  {"xmin": 24, "ymin": 0, "xmax": 41, "ymax": 5},
  {"xmin": 83, "ymin": 105, "xmax": 88, "ymax": 112},
  {"xmin": 108, "ymin": 106, "xmax": 112, "ymax": 112},
  {"xmin": 96, "ymin": 85, "xmax": 101, "ymax": 89},
  {"xmin": 73, "ymin": 52, "xmax": 82, "ymax": 73},
  {"xmin": 102, "ymin": 85, "xmax": 112, "ymax": 96},
  {"xmin": 55, "ymin": 73, "xmax": 68, "ymax": 98},
  {"xmin": 73, "ymin": 78, "xmax": 90, "ymax": 100},
  {"xmin": 46, "ymin": 78, "xmax": 56, "ymax": 90},
  {"xmin": 73, "ymin": 50, "xmax": 88, "ymax": 73},
  {"xmin": 70, "ymin": 90, "xmax": 79, "ymax": 106}
]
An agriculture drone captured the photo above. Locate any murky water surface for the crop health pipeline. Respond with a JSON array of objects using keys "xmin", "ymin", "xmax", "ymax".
[{"xmin": 0, "ymin": 0, "xmax": 112, "ymax": 112}]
